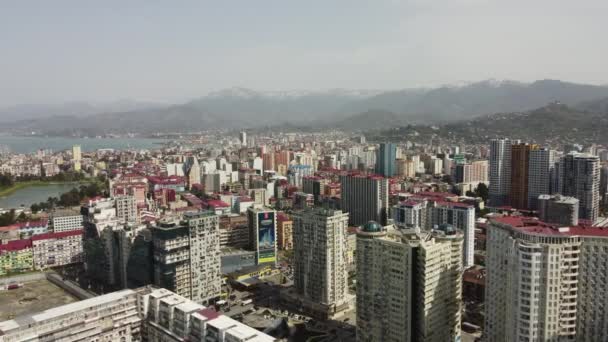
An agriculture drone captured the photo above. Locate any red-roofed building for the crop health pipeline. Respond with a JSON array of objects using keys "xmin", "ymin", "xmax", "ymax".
[
  {"xmin": 235, "ymin": 196, "xmax": 254, "ymax": 214},
  {"xmin": 181, "ymin": 193, "xmax": 204, "ymax": 209},
  {"xmin": 147, "ymin": 175, "xmax": 185, "ymax": 192},
  {"xmin": 0, "ymin": 220, "xmax": 48, "ymax": 238},
  {"xmin": 154, "ymin": 188, "xmax": 177, "ymax": 208},
  {"xmin": 205, "ymin": 200, "xmax": 231, "ymax": 215},
  {"xmin": 110, "ymin": 174, "xmax": 149, "ymax": 206},
  {"xmin": 486, "ymin": 216, "xmax": 608, "ymax": 341},
  {"xmin": 32, "ymin": 229, "xmax": 83, "ymax": 269},
  {"xmin": 0, "ymin": 239, "xmax": 33, "ymax": 252},
  {"xmin": 0, "ymin": 239, "xmax": 33, "ymax": 276},
  {"xmin": 393, "ymin": 193, "xmax": 476, "ymax": 268},
  {"xmin": 198, "ymin": 307, "xmax": 221, "ymax": 320}
]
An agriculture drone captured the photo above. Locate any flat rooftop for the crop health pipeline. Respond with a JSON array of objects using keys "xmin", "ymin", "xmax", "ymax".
[
  {"xmin": 493, "ymin": 216, "xmax": 608, "ymax": 237},
  {"xmin": 0, "ymin": 279, "xmax": 78, "ymax": 322}
]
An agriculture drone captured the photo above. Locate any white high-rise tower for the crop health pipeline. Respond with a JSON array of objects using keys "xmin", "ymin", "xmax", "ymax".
[{"xmin": 292, "ymin": 208, "xmax": 351, "ymax": 318}]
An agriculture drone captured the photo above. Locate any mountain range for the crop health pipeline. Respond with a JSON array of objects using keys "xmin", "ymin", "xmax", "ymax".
[
  {"xmin": 2, "ymin": 79, "xmax": 608, "ymax": 135},
  {"xmin": 442, "ymin": 102, "xmax": 608, "ymax": 144},
  {"xmin": 0, "ymin": 100, "xmax": 163, "ymax": 123},
  {"xmin": 369, "ymin": 101, "xmax": 608, "ymax": 146}
]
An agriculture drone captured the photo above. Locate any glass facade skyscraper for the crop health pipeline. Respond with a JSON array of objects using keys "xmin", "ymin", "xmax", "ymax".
[{"xmin": 375, "ymin": 143, "xmax": 396, "ymax": 177}]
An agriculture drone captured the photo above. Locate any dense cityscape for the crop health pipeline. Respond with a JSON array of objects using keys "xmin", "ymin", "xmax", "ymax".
[
  {"xmin": 0, "ymin": 129, "xmax": 606, "ymax": 341},
  {"xmin": 2, "ymin": 1, "xmax": 608, "ymax": 341}
]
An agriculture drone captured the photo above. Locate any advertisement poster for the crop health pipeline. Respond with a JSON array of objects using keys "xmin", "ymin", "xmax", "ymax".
[{"xmin": 257, "ymin": 211, "xmax": 276, "ymax": 264}]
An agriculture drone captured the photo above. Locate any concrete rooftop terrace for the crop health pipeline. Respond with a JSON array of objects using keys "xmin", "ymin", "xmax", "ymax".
[{"xmin": 492, "ymin": 216, "xmax": 608, "ymax": 237}]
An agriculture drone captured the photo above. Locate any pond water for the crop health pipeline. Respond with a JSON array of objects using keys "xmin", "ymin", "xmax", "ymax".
[{"xmin": 0, "ymin": 183, "xmax": 81, "ymax": 209}]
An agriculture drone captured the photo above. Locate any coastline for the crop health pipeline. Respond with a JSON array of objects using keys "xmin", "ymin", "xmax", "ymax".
[
  {"xmin": 0, "ymin": 136, "xmax": 168, "ymax": 154},
  {"xmin": 0, "ymin": 180, "xmax": 93, "ymax": 198}
]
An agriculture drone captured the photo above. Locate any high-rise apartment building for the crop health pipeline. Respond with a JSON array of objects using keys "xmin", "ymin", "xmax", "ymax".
[
  {"xmin": 262, "ymin": 152, "xmax": 275, "ymax": 172},
  {"xmin": 392, "ymin": 200, "xmax": 426, "ymax": 231},
  {"xmin": 276, "ymin": 212, "xmax": 293, "ymax": 250},
  {"xmin": 302, "ymin": 176, "xmax": 329, "ymax": 205},
  {"xmin": 356, "ymin": 223, "xmax": 463, "ymax": 342},
  {"xmin": 274, "ymin": 150, "xmax": 290, "ymax": 171},
  {"xmin": 291, "ymin": 208, "xmax": 350, "ymax": 318},
  {"xmin": 538, "ymin": 194, "xmax": 579, "ymax": 226},
  {"xmin": 218, "ymin": 213, "xmax": 250, "ymax": 249},
  {"xmin": 528, "ymin": 148, "xmax": 555, "ymax": 210},
  {"xmin": 485, "ymin": 217, "xmax": 580, "ymax": 341},
  {"xmin": 558, "ymin": 152, "xmax": 600, "ymax": 223},
  {"xmin": 396, "ymin": 158, "xmax": 416, "ymax": 178},
  {"xmin": 339, "ymin": 174, "xmax": 389, "ymax": 226},
  {"xmin": 82, "ymin": 198, "xmax": 131, "ymax": 291},
  {"xmin": 485, "ymin": 216, "xmax": 608, "ymax": 341},
  {"xmin": 72, "ymin": 144, "xmax": 81, "ymax": 161},
  {"xmin": 393, "ymin": 193, "xmax": 476, "ymax": 268},
  {"xmin": 239, "ymin": 131, "xmax": 247, "ymax": 146},
  {"xmin": 454, "ymin": 160, "xmax": 488, "ymax": 185},
  {"xmin": 509, "ymin": 143, "xmax": 538, "ymax": 209},
  {"xmin": 375, "ymin": 143, "xmax": 397, "ymax": 177},
  {"xmin": 184, "ymin": 156, "xmax": 201, "ymax": 189},
  {"xmin": 115, "ymin": 195, "xmax": 138, "ymax": 223},
  {"xmin": 151, "ymin": 211, "xmax": 221, "ymax": 305},
  {"xmin": 600, "ymin": 165, "xmax": 608, "ymax": 208},
  {"xmin": 489, "ymin": 138, "xmax": 513, "ymax": 206},
  {"xmin": 72, "ymin": 144, "xmax": 82, "ymax": 171}
]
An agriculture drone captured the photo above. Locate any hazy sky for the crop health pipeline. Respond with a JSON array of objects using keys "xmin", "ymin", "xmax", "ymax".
[{"xmin": 1, "ymin": 0, "xmax": 607, "ymax": 106}]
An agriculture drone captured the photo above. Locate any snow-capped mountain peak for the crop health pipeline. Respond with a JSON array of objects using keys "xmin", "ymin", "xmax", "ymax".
[{"xmin": 205, "ymin": 87, "xmax": 385, "ymax": 100}]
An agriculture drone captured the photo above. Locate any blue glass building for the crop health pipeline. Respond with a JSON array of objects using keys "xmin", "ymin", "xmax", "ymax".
[{"xmin": 375, "ymin": 143, "xmax": 397, "ymax": 177}]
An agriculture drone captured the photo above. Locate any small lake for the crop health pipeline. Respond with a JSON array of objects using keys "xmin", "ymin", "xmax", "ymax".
[{"xmin": 0, "ymin": 183, "xmax": 81, "ymax": 210}]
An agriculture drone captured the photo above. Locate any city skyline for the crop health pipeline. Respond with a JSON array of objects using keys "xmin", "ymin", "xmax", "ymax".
[{"xmin": 2, "ymin": 2, "xmax": 608, "ymax": 340}]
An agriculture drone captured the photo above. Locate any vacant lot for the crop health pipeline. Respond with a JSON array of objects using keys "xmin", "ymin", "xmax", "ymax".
[{"xmin": 0, "ymin": 279, "xmax": 78, "ymax": 321}]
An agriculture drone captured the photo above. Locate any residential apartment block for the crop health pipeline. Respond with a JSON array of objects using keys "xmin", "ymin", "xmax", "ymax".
[
  {"xmin": 0, "ymin": 229, "xmax": 83, "ymax": 276},
  {"xmin": 393, "ymin": 192, "xmax": 476, "ymax": 268},
  {"xmin": 49, "ymin": 209, "xmax": 83, "ymax": 233},
  {"xmin": 485, "ymin": 216, "xmax": 608, "ymax": 341},
  {"xmin": 291, "ymin": 208, "xmax": 351, "ymax": 318},
  {"xmin": 152, "ymin": 211, "xmax": 221, "ymax": 305},
  {"xmin": 0, "ymin": 286, "xmax": 274, "ymax": 342},
  {"xmin": 339, "ymin": 173, "xmax": 389, "ymax": 226},
  {"xmin": 356, "ymin": 223, "xmax": 463, "ymax": 342},
  {"xmin": 32, "ymin": 229, "xmax": 83, "ymax": 270}
]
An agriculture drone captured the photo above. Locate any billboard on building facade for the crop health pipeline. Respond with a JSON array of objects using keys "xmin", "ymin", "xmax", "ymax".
[{"xmin": 257, "ymin": 211, "xmax": 276, "ymax": 264}]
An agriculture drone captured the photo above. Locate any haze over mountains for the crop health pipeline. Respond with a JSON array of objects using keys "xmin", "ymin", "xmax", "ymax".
[
  {"xmin": 438, "ymin": 102, "xmax": 608, "ymax": 144},
  {"xmin": 0, "ymin": 100, "xmax": 163, "ymax": 123},
  {"xmin": 2, "ymin": 79, "xmax": 608, "ymax": 135}
]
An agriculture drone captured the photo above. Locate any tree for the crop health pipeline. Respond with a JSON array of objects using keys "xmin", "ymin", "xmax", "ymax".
[
  {"xmin": 30, "ymin": 203, "xmax": 40, "ymax": 214},
  {"xmin": 475, "ymin": 183, "xmax": 489, "ymax": 202},
  {"xmin": 441, "ymin": 175, "xmax": 454, "ymax": 185},
  {"xmin": 59, "ymin": 188, "xmax": 81, "ymax": 206},
  {"xmin": 0, "ymin": 174, "xmax": 14, "ymax": 188},
  {"xmin": 16, "ymin": 212, "xmax": 28, "ymax": 223},
  {"xmin": 0, "ymin": 210, "xmax": 16, "ymax": 226}
]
